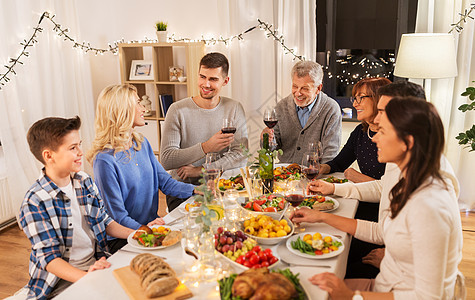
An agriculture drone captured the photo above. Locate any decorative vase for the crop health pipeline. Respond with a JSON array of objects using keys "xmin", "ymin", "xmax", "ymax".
[{"xmin": 156, "ymin": 31, "xmax": 168, "ymax": 43}]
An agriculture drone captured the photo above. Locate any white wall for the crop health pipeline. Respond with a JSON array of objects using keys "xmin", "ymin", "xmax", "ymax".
[{"xmin": 75, "ymin": 0, "xmax": 222, "ymax": 101}]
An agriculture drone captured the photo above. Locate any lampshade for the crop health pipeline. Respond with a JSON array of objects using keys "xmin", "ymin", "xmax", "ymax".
[{"xmin": 394, "ymin": 33, "xmax": 458, "ymax": 79}]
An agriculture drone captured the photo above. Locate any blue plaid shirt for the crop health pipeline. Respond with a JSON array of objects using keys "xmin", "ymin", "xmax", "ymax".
[{"xmin": 19, "ymin": 170, "xmax": 113, "ymax": 299}]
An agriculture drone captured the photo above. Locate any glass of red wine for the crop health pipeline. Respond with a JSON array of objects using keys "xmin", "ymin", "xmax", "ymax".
[
  {"xmin": 302, "ymin": 153, "xmax": 320, "ymax": 182},
  {"xmin": 307, "ymin": 142, "xmax": 323, "ymax": 163},
  {"xmin": 263, "ymin": 108, "xmax": 278, "ymax": 148},
  {"xmin": 284, "ymin": 180, "xmax": 305, "ymax": 213},
  {"xmin": 222, "ymin": 118, "xmax": 236, "ymax": 154}
]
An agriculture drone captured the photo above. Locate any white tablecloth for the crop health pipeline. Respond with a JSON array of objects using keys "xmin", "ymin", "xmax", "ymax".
[{"xmin": 56, "ymin": 193, "xmax": 358, "ymax": 300}]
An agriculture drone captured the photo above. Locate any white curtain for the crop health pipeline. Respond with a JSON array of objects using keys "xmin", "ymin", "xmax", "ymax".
[
  {"xmin": 0, "ymin": 1, "xmax": 96, "ymax": 223},
  {"xmin": 415, "ymin": 0, "xmax": 475, "ymax": 210},
  {"xmin": 207, "ymin": 0, "xmax": 316, "ymax": 153}
]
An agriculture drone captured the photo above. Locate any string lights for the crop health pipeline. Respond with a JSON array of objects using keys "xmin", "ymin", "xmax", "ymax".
[
  {"xmin": 449, "ymin": 2, "xmax": 475, "ymax": 33},
  {"xmin": 0, "ymin": 13, "xmax": 308, "ymax": 90}
]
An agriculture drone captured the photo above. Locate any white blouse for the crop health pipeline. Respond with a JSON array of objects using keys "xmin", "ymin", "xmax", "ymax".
[{"xmin": 355, "ymin": 177, "xmax": 463, "ymax": 299}]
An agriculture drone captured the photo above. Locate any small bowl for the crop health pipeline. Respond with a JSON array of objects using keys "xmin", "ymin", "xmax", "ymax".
[
  {"xmin": 240, "ymin": 215, "xmax": 294, "ymax": 245},
  {"xmin": 178, "ymin": 76, "xmax": 187, "ymax": 82}
]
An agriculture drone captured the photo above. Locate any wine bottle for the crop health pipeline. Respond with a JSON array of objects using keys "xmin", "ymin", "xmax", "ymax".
[{"xmin": 259, "ymin": 133, "xmax": 274, "ymax": 194}]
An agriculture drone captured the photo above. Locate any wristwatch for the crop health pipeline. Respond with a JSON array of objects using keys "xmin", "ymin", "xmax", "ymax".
[{"xmin": 352, "ymin": 290, "xmax": 364, "ymax": 300}]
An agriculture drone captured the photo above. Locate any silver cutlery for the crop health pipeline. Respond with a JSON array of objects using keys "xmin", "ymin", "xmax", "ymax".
[
  {"xmin": 288, "ymin": 263, "xmax": 331, "ymax": 268},
  {"xmin": 117, "ymin": 248, "xmax": 167, "ymax": 259}
]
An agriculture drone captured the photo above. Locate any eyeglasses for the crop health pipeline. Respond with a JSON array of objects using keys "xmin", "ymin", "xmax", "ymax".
[{"xmin": 350, "ymin": 95, "xmax": 371, "ymax": 105}]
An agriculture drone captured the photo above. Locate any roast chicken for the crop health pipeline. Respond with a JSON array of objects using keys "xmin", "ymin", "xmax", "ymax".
[{"xmin": 232, "ymin": 268, "xmax": 297, "ymax": 300}]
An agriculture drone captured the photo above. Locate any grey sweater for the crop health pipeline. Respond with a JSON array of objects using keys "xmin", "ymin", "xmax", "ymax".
[
  {"xmin": 160, "ymin": 97, "xmax": 248, "ymax": 181},
  {"xmin": 273, "ymin": 92, "xmax": 342, "ymax": 164}
]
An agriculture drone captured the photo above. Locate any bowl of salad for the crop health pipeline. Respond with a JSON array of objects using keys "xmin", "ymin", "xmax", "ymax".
[{"xmin": 237, "ymin": 193, "xmax": 286, "ymax": 218}]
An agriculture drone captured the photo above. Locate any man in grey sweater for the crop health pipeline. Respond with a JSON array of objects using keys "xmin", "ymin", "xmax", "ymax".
[
  {"xmin": 160, "ymin": 52, "xmax": 248, "ymax": 211},
  {"xmin": 263, "ymin": 61, "xmax": 341, "ymax": 164}
]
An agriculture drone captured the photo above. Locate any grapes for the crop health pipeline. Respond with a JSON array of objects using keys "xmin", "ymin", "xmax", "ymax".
[
  {"xmin": 220, "ymin": 236, "xmax": 227, "ymax": 245},
  {"xmin": 227, "ymin": 237, "xmax": 233, "ymax": 245},
  {"xmin": 222, "ymin": 244, "xmax": 230, "ymax": 253},
  {"xmin": 235, "ymin": 241, "xmax": 243, "ymax": 249},
  {"xmin": 217, "ymin": 227, "xmax": 224, "ymax": 234}
]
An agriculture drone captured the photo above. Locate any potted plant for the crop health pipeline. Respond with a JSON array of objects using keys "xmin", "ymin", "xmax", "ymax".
[
  {"xmin": 155, "ymin": 21, "xmax": 168, "ymax": 43},
  {"xmin": 456, "ymin": 81, "xmax": 475, "ymax": 152}
]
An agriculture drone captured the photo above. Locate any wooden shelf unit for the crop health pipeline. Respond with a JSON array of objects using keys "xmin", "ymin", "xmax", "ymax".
[{"xmin": 118, "ymin": 42, "xmax": 205, "ymax": 155}]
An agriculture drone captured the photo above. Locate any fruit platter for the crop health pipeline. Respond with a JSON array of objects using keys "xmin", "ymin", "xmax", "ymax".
[{"xmin": 214, "ymin": 227, "xmax": 279, "ymax": 271}]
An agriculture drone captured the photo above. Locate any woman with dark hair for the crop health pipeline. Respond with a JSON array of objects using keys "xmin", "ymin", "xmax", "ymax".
[
  {"xmin": 319, "ymin": 77, "xmax": 391, "ymax": 183},
  {"xmin": 291, "ymin": 97, "xmax": 462, "ymax": 298}
]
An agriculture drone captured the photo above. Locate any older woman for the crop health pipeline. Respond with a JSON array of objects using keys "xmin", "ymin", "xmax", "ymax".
[
  {"xmin": 319, "ymin": 77, "xmax": 391, "ymax": 183},
  {"xmin": 291, "ymin": 97, "xmax": 462, "ymax": 299},
  {"xmin": 87, "ymin": 84, "xmax": 197, "ymax": 253}
]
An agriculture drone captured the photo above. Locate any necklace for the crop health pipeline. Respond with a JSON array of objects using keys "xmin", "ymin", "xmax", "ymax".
[{"xmin": 367, "ymin": 127, "xmax": 376, "ymax": 140}]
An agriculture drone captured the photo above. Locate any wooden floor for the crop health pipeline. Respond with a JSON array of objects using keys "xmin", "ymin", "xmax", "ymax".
[{"xmin": 1, "ymin": 211, "xmax": 474, "ymax": 299}]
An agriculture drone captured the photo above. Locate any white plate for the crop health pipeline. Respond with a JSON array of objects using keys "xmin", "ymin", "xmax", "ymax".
[
  {"xmin": 300, "ymin": 196, "xmax": 340, "ymax": 213},
  {"xmin": 286, "ymin": 232, "xmax": 345, "ymax": 259},
  {"xmin": 218, "ymin": 176, "xmax": 246, "ymax": 192},
  {"xmin": 216, "ymin": 249, "xmax": 279, "ymax": 272},
  {"xmin": 127, "ymin": 225, "xmax": 177, "ymax": 250}
]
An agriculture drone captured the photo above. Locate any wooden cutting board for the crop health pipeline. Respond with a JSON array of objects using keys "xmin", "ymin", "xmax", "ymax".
[{"xmin": 113, "ymin": 266, "xmax": 193, "ymax": 300}]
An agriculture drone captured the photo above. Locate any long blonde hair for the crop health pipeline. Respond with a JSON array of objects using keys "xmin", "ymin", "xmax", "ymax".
[{"xmin": 87, "ymin": 84, "xmax": 144, "ymax": 164}]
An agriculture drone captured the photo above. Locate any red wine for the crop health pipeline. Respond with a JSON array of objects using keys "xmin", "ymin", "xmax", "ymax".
[
  {"xmin": 303, "ymin": 168, "xmax": 319, "ymax": 180},
  {"xmin": 264, "ymin": 119, "xmax": 278, "ymax": 129},
  {"xmin": 221, "ymin": 127, "xmax": 236, "ymax": 134},
  {"xmin": 286, "ymin": 194, "xmax": 304, "ymax": 207}
]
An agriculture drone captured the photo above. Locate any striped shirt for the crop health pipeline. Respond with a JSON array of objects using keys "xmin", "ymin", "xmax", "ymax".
[{"xmin": 18, "ymin": 169, "xmax": 113, "ymax": 299}]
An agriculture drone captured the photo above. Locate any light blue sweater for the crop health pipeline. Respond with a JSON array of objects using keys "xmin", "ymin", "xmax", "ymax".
[{"xmin": 93, "ymin": 138, "xmax": 195, "ymax": 230}]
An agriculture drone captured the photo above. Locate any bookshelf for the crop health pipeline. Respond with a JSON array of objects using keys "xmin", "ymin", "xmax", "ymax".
[{"xmin": 118, "ymin": 42, "xmax": 205, "ymax": 156}]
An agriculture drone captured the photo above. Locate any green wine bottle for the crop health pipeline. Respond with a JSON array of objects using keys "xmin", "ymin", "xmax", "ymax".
[{"xmin": 259, "ymin": 133, "xmax": 274, "ymax": 194}]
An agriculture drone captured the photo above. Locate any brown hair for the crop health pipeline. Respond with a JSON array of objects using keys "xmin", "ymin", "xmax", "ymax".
[
  {"xmin": 199, "ymin": 52, "xmax": 229, "ymax": 77},
  {"xmin": 352, "ymin": 77, "xmax": 392, "ymax": 130},
  {"xmin": 385, "ymin": 97, "xmax": 445, "ymax": 218},
  {"xmin": 376, "ymin": 80, "xmax": 426, "ymax": 100},
  {"xmin": 27, "ymin": 116, "xmax": 81, "ymax": 164}
]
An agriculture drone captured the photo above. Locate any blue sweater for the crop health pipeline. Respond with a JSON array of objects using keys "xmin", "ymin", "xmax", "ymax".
[
  {"xmin": 326, "ymin": 124, "xmax": 385, "ymax": 180},
  {"xmin": 93, "ymin": 138, "xmax": 195, "ymax": 230}
]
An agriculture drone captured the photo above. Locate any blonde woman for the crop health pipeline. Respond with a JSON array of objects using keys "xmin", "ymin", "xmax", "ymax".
[{"xmin": 87, "ymin": 84, "xmax": 197, "ymax": 253}]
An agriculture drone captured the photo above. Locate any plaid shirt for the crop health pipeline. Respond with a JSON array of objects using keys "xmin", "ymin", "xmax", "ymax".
[{"xmin": 19, "ymin": 170, "xmax": 113, "ymax": 299}]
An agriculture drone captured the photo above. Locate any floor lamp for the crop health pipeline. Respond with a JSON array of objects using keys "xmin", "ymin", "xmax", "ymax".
[{"xmin": 393, "ymin": 33, "xmax": 458, "ymax": 101}]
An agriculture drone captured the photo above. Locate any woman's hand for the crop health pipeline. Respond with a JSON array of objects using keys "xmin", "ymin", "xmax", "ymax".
[
  {"xmin": 87, "ymin": 257, "xmax": 111, "ymax": 273},
  {"xmin": 309, "ymin": 272, "xmax": 353, "ymax": 299},
  {"xmin": 289, "ymin": 207, "xmax": 324, "ymax": 225},
  {"xmin": 147, "ymin": 218, "xmax": 165, "ymax": 227},
  {"xmin": 307, "ymin": 180, "xmax": 335, "ymax": 195},
  {"xmin": 344, "ymin": 168, "xmax": 375, "ymax": 183},
  {"xmin": 362, "ymin": 248, "xmax": 385, "ymax": 269}
]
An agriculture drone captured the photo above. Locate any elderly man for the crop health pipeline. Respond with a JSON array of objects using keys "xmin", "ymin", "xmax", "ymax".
[{"xmin": 263, "ymin": 61, "xmax": 341, "ymax": 164}]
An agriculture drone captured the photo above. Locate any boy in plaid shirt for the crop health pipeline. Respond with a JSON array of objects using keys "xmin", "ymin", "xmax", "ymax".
[{"xmin": 19, "ymin": 116, "xmax": 134, "ymax": 299}]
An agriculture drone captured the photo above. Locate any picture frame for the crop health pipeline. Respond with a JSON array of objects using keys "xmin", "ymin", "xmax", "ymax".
[
  {"xmin": 129, "ymin": 60, "xmax": 154, "ymax": 80},
  {"xmin": 169, "ymin": 66, "xmax": 184, "ymax": 82}
]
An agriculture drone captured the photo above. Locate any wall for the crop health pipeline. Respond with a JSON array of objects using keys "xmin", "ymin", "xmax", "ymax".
[{"xmin": 75, "ymin": 0, "xmax": 221, "ymax": 101}]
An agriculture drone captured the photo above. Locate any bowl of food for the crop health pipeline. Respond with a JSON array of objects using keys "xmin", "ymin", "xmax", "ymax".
[
  {"xmin": 241, "ymin": 214, "xmax": 294, "ymax": 245},
  {"xmin": 214, "ymin": 227, "xmax": 279, "ymax": 271},
  {"xmin": 237, "ymin": 193, "xmax": 285, "ymax": 218}
]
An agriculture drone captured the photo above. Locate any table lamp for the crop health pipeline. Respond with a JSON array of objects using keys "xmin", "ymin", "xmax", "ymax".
[{"xmin": 393, "ymin": 33, "xmax": 458, "ymax": 99}]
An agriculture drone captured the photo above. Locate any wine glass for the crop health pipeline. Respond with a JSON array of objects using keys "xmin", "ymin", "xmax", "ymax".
[
  {"xmin": 203, "ymin": 152, "xmax": 222, "ymax": 195},
  {"xmin": 302, "ymin": 153, "xmax": 320, "ymax": 182},
  {"xmin": 222, "ymin": 118, "xmax": 236, "ymax": 154},
  {"xmin": 263, "ymin": 108, "xmax": 278, "ymax": 148},
  {"xmin": 284, "ymin": 180, "xmax": 305, "ymax": 213},
  {"xmin": 307, "ymin": 141, "xmax": 323, "ymax": 163}
]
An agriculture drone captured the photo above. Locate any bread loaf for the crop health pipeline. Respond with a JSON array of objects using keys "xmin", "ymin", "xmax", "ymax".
[
  {"xmin": 162, "ymin": 231, "xmax": 182, "ymax": 246},
  {"xmin": 130, "ymin": 253, "xmax": 179, "ymax": 297}
]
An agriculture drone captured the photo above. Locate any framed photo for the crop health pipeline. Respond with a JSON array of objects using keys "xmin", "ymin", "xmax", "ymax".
[
  {"xmin": 169, "ymin": 66, "xmax": 184, "ymax": 82},
  {"xmin": 129, "ymin": 60, "xmax": 154, "ymax": 80}
]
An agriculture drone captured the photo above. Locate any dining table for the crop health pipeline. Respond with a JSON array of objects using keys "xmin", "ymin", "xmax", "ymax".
[{"xmin": 56, "ymin": 172, "xmax": 359, "ymax": 300}]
